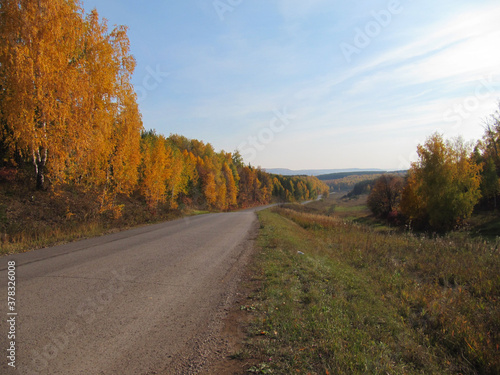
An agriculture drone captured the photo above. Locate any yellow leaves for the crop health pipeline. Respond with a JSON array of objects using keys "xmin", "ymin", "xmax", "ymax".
[
  {"xmin": 202, "ymin": 172, "xmax": 218, "ymax": 208},
  {"xmin": 401, "ymin": 133, "xmax": 483, "ymax": 231},
  {"xmin": 215, "ymin": 176, "xmax": 228, "ymax": 211},
  {"xmin": 0, "ymin": 0, "xmax": 140, "ymax": 191},
  {"xmin": 110, "ymin": 89, "xmax": 142, "ymax": 195},
  {"xmin": 223, "ymin": 163, "xmax": 238, "ymax": 208},
  {"xmin": 140, "ymin": 135, "xmax": 173, "ymax": 209}
]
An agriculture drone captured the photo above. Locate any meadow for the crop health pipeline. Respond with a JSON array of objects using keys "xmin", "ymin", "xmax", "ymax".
[{"xmin": 238, "ymin": 196, "xmax": 499, "ymax": 374}]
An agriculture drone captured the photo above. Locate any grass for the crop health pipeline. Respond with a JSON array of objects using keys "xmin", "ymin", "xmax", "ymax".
[
  {"xmin": 333, "ymin": 204, "xmax": 367, "ymax": 213},
  {"xmin": 238, "ymin": 199, "xmax": 500, "ymax": 374},
  {"xmin": 285, "ymin": 195, "xmax": 394, "ymax": 232},
  {"xmin": 187, "ymin": 209, "xmax": 211, "ymax": 216},
  {"xmin": 469, "ymin": 211, "xmax": 500, "ymax": 240}
]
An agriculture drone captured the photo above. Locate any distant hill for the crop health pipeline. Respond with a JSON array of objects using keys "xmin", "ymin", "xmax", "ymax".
[
  {"xmin": 316, "ymin": 170, "xmax": 387, "ymax": 181},
  {"xmin": 318, "ymin": 170, "xmax": 409, "ymax": 193},
  {"xmin": 264, "ymin": 168, "xmax": 384, "ymax": 177}
]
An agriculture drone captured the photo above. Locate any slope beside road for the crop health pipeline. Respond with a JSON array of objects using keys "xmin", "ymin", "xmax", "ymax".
[{"xmin": 0, "ymin": 209, "xmax": 265, "ymax": 374}]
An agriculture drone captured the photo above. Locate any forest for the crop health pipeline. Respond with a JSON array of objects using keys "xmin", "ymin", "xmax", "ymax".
[
  {"xmin": 0, "ymin": 1, "xmax": 328, "ymax": 221},
  {"xmin": 322, "ymin": 173, "xmax": 383, "ymax": 193}
]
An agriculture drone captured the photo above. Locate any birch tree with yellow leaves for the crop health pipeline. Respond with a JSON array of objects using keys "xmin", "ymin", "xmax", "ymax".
[
  {"xmin": 0, "ymin": 1, "xmax": 141, "ymax": 192},
  {"xmin": 0, "ymin": 0, "xmax": 85, "ymax": 189},
  {"xmin": 140, "ymin": 133, "xmax": 173, "ymax": 209}
]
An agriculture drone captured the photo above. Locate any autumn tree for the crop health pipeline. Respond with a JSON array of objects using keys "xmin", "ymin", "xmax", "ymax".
[
  {"xmin": 237, "ymin": 166, "xmax": 256, "ymax": 207},
  {"xmin": 0, "ymin": 0, "xmax": 85, "ymax": 189},
  {"xmin": 108, "ymin": 89, "xmax": 143, "ymax": 195},
  {"xmin": 140, "ymin": 133, "xmax": 173, "ymax": 209},
  {"xmin": 203, "ymin": 172, "xmax": 218, "ymax": 208},
  {"xmin": 400, "ymin": 169, "xmax": 427, "ymax": 228},
  {"xmin": 283, "ymin": 178, "xmax": 295, "ymax": 201},
  {"xmin": 215, "ymin": 174, "xmax": 228, "ymax": 210},
  {"xmin": 367, "ymin": 175, "xmax": 405, "ymax": 218},
  {"xmin": 483, "ymin": 104, "xmax": 500, "ymax": 169},
  {"xmin": 272, "ymin": 177, "xmax": 286, "ymax": 201},
  {"xmin": 0, "ymin": 1, "xmax": 141, "ymax": 193},
  {"xmin": 178, "ymin": 149, "xmax": 199, "ymax": 204},
  {"xmin": 222, "ymin": 162, "xmax": 238, "ymax": 208},
  {"xmin": 474, "ymin": 104, "xmax": 500, "ymax": 210},
  {"xmin": 294, "ymin": 179, "xmax": 308, "ymax": 201},
  {"xmin": 400, "ymin": 133, "xmax": 482, "ymax": 231},
  {"xmin": 196, "ymin": 156, "xmax": 218, "ymax": 208},
  {"xmin": 68, "ymin": 10, "xmax": 139, "ymax": 197},
  {"xmin": 479, "ymin": 156, "xmax": 500, "ymax": 209}
]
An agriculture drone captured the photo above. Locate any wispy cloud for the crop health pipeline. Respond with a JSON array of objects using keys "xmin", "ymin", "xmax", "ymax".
[{"xmin": 83, "ymin": 0, "xmax": 500, "ymax": 169}]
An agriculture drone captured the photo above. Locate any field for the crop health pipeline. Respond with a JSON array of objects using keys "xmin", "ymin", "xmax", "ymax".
[{"xmin": 235, "ymin": 196, "xmax": 499, "ymax": 374}]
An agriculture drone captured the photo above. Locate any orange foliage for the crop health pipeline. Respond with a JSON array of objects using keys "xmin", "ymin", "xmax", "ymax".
[
  {"xmin": 0, "ymin": 1, "xmax": 140, "ymax": 193},
  {"xmin": 140, "ymin": 134, "xmax": 172, "ymax": 209},
  {"xmin": 0, "ymin": 1, "xmax": 331, "ymax": 216}
]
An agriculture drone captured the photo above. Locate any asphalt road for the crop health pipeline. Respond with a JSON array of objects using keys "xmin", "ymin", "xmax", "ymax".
[{"xmin": 0, "ymin": 209, "xmax": 265, "ymax": 374}]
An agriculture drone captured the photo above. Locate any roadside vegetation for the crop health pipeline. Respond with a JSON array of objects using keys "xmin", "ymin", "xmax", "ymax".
[
  {"xmin": 237, "ymin": 197, "xmax": 499, "ymax": 374},
  {"xmin": 0, "ymin": 165, "xmax": 328, "ymax": 254}
]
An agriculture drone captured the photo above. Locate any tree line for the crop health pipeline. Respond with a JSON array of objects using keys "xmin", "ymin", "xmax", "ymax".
[
  {"xmin": 0, "ymin": 0, "xmax": 329, "ymax": 214},
  {"xmin": 368, "ymin": 105, "xmax": 500, "ymax": 231}
]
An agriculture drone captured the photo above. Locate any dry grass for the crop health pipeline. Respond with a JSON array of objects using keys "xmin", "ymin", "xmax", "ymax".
[
  {"xmin": 0, "ymin": 179, "xmax": 183, "ymax": 254},
  {"xmin": 240, "ymin": 203, "xmax": 499, "ymax": 374}
]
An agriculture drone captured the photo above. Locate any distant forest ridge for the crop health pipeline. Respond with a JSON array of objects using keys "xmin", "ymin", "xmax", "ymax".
[
  {"xmin": 264, "ymin": 168, "xmax": 386, "ymax": 177},
  {"xmin": 318, "ymin": 170, "xmax": 408, "ymax": 193},
  {"xmin": 316, "ymin": 170, "xmax": 407, "ymax": 181}
]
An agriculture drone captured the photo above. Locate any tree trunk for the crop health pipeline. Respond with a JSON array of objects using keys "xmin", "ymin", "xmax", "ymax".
[{"xmin": 33, "ymin": 147, "xmax": 47, "ymax": 190}]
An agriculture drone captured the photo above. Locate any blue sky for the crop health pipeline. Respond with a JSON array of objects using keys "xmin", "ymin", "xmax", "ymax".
[{"xmin": 80, "ymin": 0, "xmax": 500, "ymax": 170}]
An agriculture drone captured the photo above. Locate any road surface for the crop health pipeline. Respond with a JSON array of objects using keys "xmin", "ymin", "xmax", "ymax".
[{"xmin": 0, "ymin": 209, "xmax": 264, "ymax": 374}]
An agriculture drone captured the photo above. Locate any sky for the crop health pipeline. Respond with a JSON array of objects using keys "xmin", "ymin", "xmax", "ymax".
[{"xmin": 80, "ymin": 0, "xmax": 500, "ymax": 170}]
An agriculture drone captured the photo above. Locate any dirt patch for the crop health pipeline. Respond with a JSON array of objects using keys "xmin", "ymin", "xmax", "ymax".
[{"xmin": 199, "ymin": 230, "xmax": 263, "ymax": 375}]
